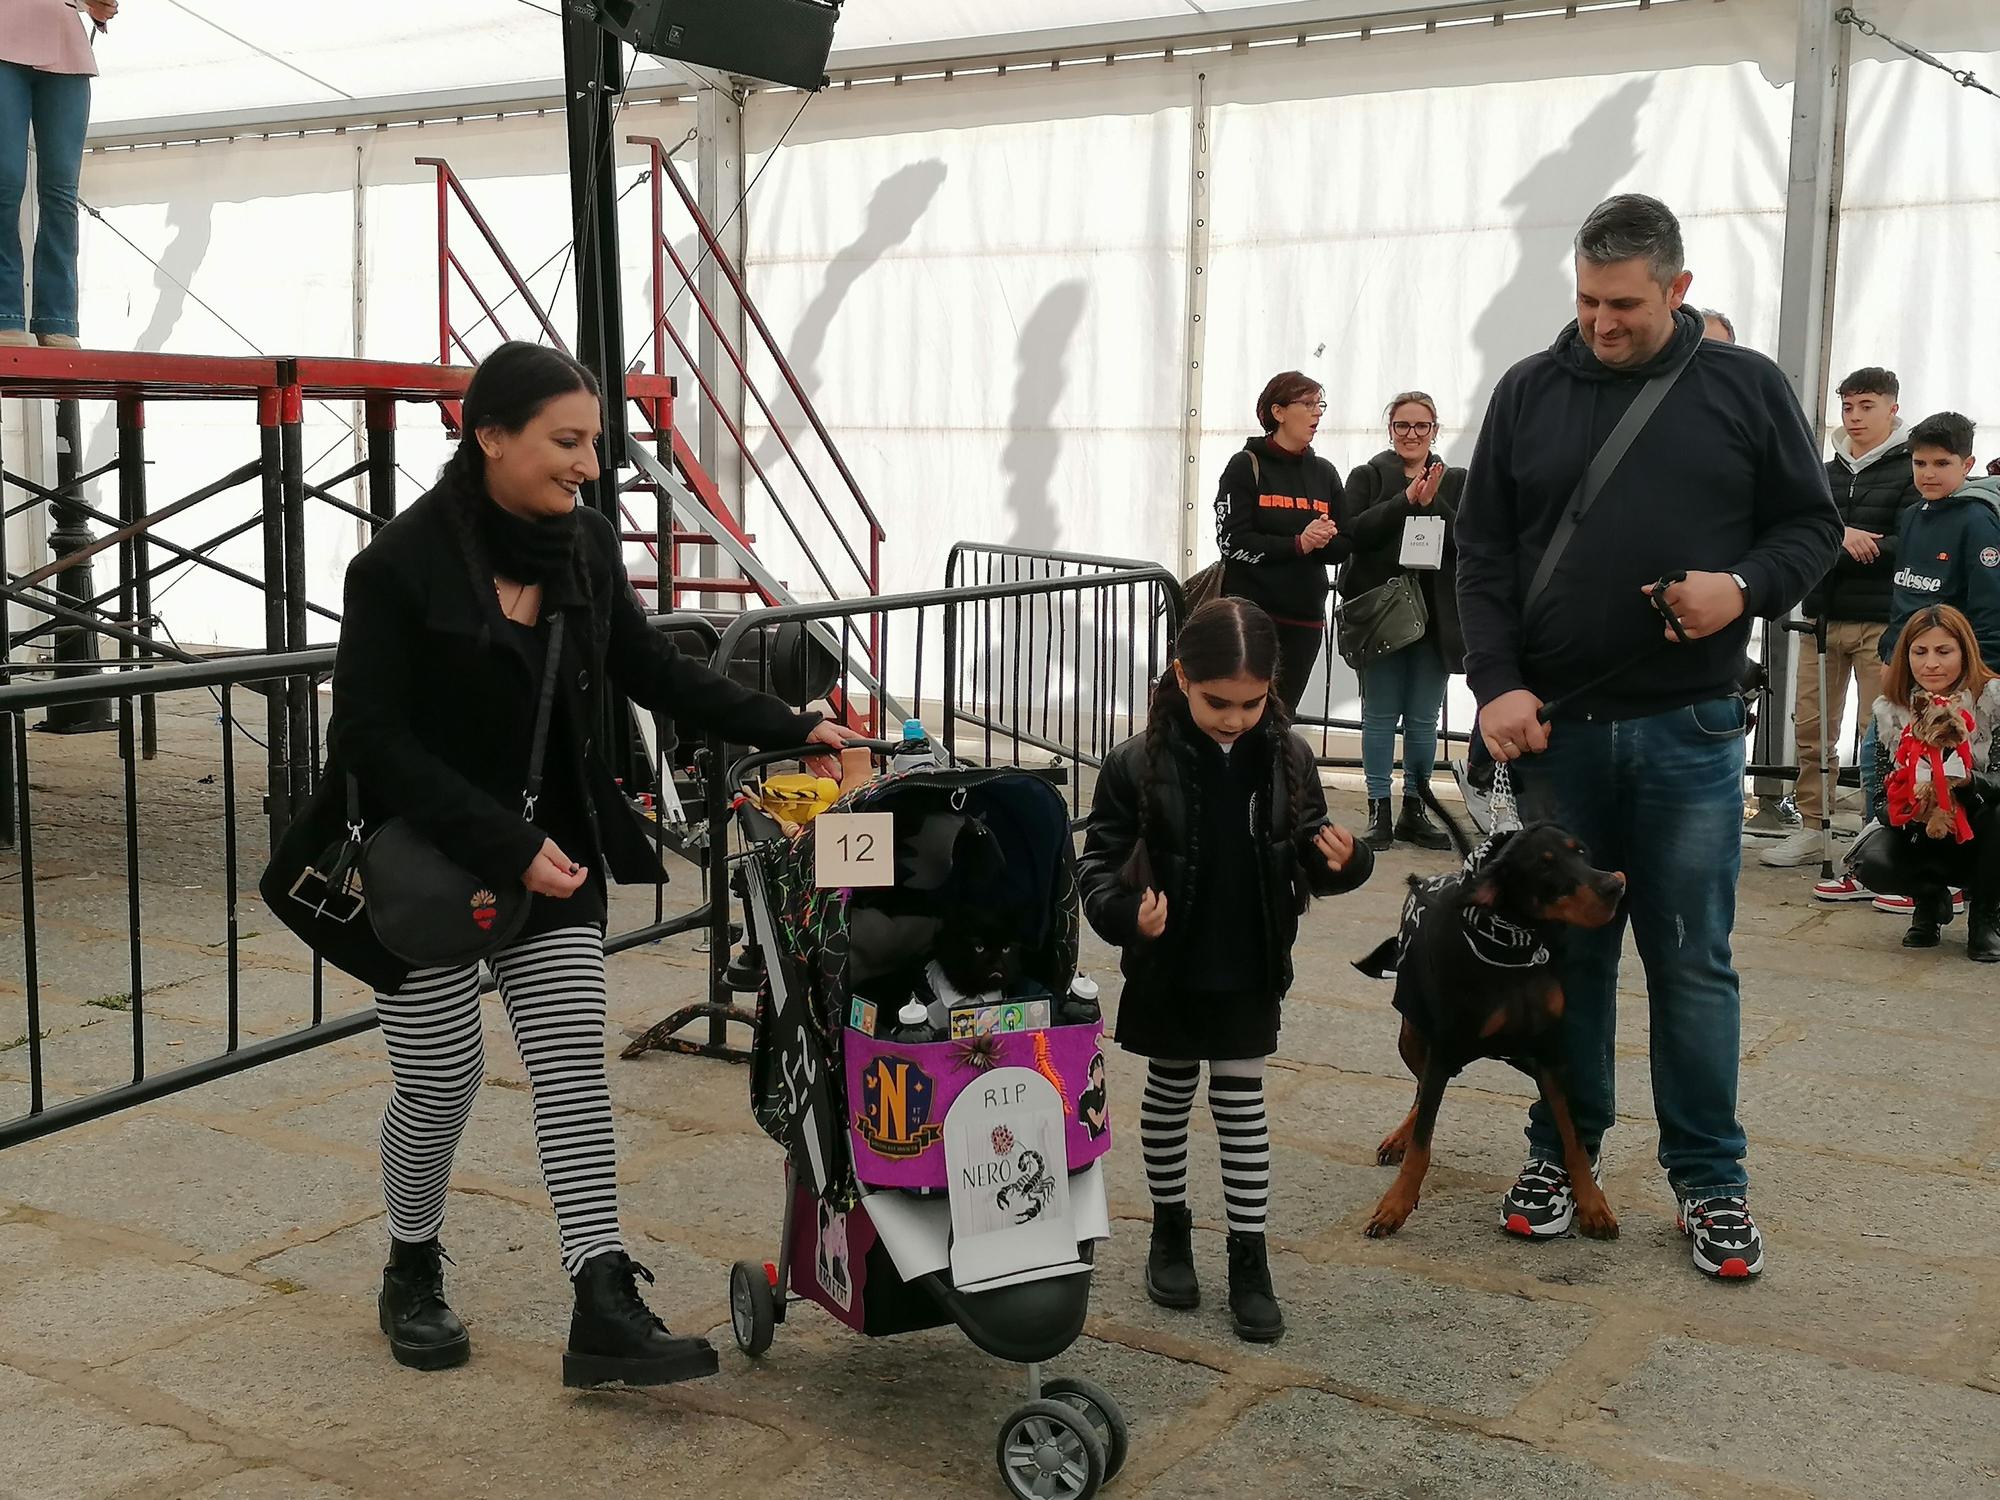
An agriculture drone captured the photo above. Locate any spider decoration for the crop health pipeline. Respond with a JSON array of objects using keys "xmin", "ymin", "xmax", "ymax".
[{"xmin": 953, "ymin": 1033, "xmax": 1003, "ymax": 1073}]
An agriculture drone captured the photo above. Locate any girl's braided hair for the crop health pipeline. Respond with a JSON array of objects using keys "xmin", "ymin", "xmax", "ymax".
[
  {"xmin": 1130, "ymin": 596, "xmax": 1314, "ymax": 890},
  {"xmin": 436, "ymin": 341, "xmax": 602, "ymax": 631}
]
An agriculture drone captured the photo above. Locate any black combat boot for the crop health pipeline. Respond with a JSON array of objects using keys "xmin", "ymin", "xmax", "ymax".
[
  {"xmin": 1226, "ymin": 1231, "xmax": 1284, "ymax": 1343},
  {"xmin": 379, "ymin": 1237, "xmax": 470, "ymax": 1370},
  {"xmin": 1144, "ymin": 1202, "xmax": 1199, "ymax": 1310},
  {"xmin": 563, "ymin": 1251, "xmax": 720, "ymax": 1388},
  {"xmin": 1394, "ymin": 795, "xmax": 1453, "ymax": 851},
  {"xmin": 1902, "ymin": 887, "xmax": 1951, "ymax": 949},
  {"xmin": 1366, "ymin": 798, "xmax": 1394, "ymax": 853},
  {"xmin": 1967, "ymin": 894, "xmax": 2000, "ymax": 963}
]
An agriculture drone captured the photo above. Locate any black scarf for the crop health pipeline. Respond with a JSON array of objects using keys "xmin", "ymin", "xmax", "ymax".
[{"xmin": 478, "ymin": 497, "xmax": 580, "ymax": 585}]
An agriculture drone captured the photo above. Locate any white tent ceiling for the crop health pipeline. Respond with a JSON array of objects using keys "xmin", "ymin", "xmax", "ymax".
[{"xmin": 87, "ymin": 0, "xmax": 1361, "ymax": 134}]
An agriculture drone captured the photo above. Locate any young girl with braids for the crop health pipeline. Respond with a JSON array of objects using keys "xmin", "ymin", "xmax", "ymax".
[
  {"xmin": 1077, "ymin": 597, "xmax": 1372, "ymax": 1341},
  {"xmin": 273, "ymin": 342, "xmax": 850, "ymax": 1384}
]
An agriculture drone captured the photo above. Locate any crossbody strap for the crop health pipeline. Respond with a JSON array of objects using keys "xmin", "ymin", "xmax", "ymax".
[
  {"xmin": 345, "ymin": 610, "xmax": 569, "ymax": 834},
  {"xmin": 521, "ymin": 613, "xmax": 565, "ymax": 819},
  {"xmin": 1523, "ymin": 341, "xmax": 1699, "ymax": 613}
]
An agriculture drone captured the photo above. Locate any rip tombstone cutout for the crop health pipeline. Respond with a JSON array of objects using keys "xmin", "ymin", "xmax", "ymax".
[{"xmin": 944, "ymin": 1067, "xmax": 1086, "ymax": 1294}]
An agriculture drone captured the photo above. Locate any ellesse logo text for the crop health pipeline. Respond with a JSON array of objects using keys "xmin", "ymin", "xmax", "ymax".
[{"xmin": 1894, "ymin": 569, "xmax": 1944, "ymax": 594}]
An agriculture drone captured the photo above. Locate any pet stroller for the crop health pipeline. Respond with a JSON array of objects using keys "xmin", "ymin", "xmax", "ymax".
[{"xmin": 724, "ymin": 740, "xmax": 1130, "ymax": 1500}]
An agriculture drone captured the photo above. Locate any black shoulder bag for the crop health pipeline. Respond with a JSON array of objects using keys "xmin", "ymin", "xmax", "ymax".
[
  {"xmin": 1523, "ymin": 343, "xmax": 1697, "ymax": 614},
  {"xmin": 283, "ymin": 613, "xmax": 567, "ymax": 970}
]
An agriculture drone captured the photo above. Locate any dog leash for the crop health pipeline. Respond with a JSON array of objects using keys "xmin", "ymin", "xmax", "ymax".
[
  {"xmin": 1484, "ymin": 573, "xmax": 1694, "ymax": 836},
  {"xmin": 1533, "ymin": 571, "xmax": 1693, "ymax": 724}
]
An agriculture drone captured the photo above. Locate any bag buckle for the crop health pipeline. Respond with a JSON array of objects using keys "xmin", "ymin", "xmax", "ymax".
[{"xmin": 288, "ymin": 865, "xmax": 365, "ymax": 924}]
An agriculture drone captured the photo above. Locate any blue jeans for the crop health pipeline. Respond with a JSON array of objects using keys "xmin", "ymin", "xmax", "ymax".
[
  {"xmin": 1360, "ymin": 638, "xmax": 1448, "ymax": 800},
  {"xmin": 1512, "ymin": 697, "xmax": 1751, "ymax": 1200},
  {"xmin": 0, "ymin": 63, "xmax": 90, "ymax": 339},
  {"xmin": 1858, "ymin": 720, "xmax": 1885, "ymax": 826}
]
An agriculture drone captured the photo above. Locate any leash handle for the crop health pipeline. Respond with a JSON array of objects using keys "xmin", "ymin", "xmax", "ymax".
[{"xmin": 1534, "ymin": 571, "xmax": 1693, "ymax": 723}]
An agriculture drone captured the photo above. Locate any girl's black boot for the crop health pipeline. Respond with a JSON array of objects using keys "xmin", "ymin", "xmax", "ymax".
[
  {"xmin": 1226, "ymin": 1231, "xmax": 1284, "ymax": 1343},
  {"xmin": 1145, "ymin": 1202, "xmax": 1200, "ymax": 1309}
]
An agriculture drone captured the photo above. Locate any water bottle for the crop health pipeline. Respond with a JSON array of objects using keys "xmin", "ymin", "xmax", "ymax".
[
  {"xmin": 889, "ymin": 998, "xmax": 936, "ymax": 1045},
  {"xmin": 1058, "ymin": 973, "xmax": 1102, "ymax": 1027},
  {"xmin": 896, "ymin": 717, "xmax": 944, "ymax": 771}
]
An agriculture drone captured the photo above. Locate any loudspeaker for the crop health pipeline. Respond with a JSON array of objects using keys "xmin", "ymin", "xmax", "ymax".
[{"xmin": 593, "ymin": 0, "xmax": 840, "ymax": 91}]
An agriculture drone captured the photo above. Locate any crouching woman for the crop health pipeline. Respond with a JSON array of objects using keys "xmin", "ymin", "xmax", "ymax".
[{"xmin": 1848, "ymin": 604, "xmax": 2000, "ymax": 958}]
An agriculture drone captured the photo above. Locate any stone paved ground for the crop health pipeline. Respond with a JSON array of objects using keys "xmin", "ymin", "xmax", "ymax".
[{"xmin": 1, "ymin": 692, "xmax": 1998, "ymax": 1499}]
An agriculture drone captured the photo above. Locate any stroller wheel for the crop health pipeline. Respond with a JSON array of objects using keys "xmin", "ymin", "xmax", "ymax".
[
  {"xmin": 1039, "ymin": 1377, "xmax": 1128, "ymax": 1481},
  {"xmin": 996, "ymin": 1397, "xmax": 1106, "ymax": 1500},
  {"xmin": 729, "ymin": 1259, "xmax": 776, "ymax": 1357}
]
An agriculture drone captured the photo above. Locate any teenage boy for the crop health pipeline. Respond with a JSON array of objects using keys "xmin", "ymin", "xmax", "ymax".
[{"xmin": 1767, "ymin": 369, "xmax": 1920, "ymax": 872}]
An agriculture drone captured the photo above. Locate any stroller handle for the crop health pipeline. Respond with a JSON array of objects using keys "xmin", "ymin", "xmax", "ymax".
[{"xmin": 726, "ymin": 739, "xmax": 904, "ymax": 790}]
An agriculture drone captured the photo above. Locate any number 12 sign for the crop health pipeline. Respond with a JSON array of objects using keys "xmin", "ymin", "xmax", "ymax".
[{"xmin": 814, "ymin": 812, "xmax": 895, "ymax": 889}]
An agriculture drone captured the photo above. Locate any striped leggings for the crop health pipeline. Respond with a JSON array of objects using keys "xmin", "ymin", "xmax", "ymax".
[
  {"xmin": 374, "ymin": 925, "xmax": 622, "ymax": 1275},
  {"xmin": 1141, "ymin": 1057, "xmax": 1270, "ymax": 1235}
]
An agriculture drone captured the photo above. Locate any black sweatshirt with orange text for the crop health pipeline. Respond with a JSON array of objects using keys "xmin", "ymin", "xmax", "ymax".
[{"xmin": 1214, "ymin": 435, "xmax": 1351, "ymax": 626}]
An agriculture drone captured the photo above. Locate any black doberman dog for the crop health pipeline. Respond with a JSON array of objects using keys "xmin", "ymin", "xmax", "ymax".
[{"xmin": 1352, "ymin": 805, "xmax": 1626, "ymax": 1240}]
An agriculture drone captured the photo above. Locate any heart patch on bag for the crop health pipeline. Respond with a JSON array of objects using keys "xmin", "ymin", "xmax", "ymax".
[{"xmin": 470, "ymin": 889, "xmax": 499, "ymax": 931}]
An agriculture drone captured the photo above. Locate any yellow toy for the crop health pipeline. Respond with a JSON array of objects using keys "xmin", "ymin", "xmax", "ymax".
[{"xmin": 756, "ymin": 774, "xmax": 842, "ymax": 826}]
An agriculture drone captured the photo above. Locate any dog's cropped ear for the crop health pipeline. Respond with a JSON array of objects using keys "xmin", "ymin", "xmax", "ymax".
[
  {"xmin": 1463, "ymin": 876, "xmax": 1500, "ymax": 908},
  {"xmin": 1352, "ymin": 936, "xmax": 1399, "ymax": 979}
]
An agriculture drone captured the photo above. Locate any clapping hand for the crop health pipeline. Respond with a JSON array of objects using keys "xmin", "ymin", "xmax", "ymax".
[
  {"xmin": 1301, "ymin": 517, "xmax": 1340, "ymax": 552},
  {"xmin": 1135, "ymin": 888, "xmax": 1168, "ymax": 941},
  {"xmin": 1405, "ymin": 461, "xmax": 1445, "ymax": 507}
]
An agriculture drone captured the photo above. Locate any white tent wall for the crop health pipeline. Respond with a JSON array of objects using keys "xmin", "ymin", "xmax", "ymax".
[
  {"xmin": 736, "ymin": 66, "xmax": 1194, "ymax": 609},
  {"xmin": 69, "ymin": 132, "xmax": 358, "ymax": 655},
  {"xmin": 20, "ymin": 0, "xmax": 1999, "ymax": 694},
  {"xmin": 1828, "ymin": 0, "xmax": 2000, "ymax": 443}
]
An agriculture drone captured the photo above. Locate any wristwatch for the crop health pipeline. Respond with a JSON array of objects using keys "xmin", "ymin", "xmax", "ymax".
[{"xmin": 1728, "ymin": 572, "xmax": 1750, "ymax": 598}]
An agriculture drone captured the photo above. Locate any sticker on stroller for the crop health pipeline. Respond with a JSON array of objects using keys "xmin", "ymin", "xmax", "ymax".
[
  {"xmin": 1078, "ymin": 1051, "xmax": 1110, "ymax": 1140},
  {"xmin": 814, "ymin": 1201, "xmax": 854, "ymax": 1312},
  {"xmin": 814, "ymin": 812, "xmax": 895, "ymax": 888},
  {"xmin": 854, "ymin": 1056, "xmax": 945, "ymax": 1158},
  {"xmin": 945, "ymin": 1069, "xmax": 1083, "ymax": 1291}
]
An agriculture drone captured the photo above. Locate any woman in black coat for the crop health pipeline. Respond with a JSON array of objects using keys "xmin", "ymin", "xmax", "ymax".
[
  {"xmin": 1338, "ymin": 391, "xmax": 1465, "ymax": 852},
  {"xmin": 269, "ymin": 343, "xmax": 847, "ymax": 1387}
]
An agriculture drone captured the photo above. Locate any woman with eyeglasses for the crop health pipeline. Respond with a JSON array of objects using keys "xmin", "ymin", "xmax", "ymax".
[
  {"xmin": 1337, "ymin": 391, "xmax": 1465, "ymax": 851},
  {"xmin": 1215, "ymin": 371, "xmax": 1351, "ymax": 712}
]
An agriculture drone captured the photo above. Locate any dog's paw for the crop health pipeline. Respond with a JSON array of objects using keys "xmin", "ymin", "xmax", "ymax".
[
  {"xmin": 1375, "ymin": 1137, "xmax": 1408, "ymax": 1166},
  {"xmin": 1363, "ymin": 1194, "xmax": 1416, "ymax": 1238},
  {"xmin": 1575, "ymin": 1196, "xmax": 1620, "ymax": 1240}
]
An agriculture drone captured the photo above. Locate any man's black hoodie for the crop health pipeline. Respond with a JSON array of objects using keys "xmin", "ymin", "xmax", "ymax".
[{"xmin": 1456, "ymin": 305, "xmax": 1840, "ymax": 720}]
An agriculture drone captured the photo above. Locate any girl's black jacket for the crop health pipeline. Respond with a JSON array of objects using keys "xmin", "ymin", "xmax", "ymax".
[
  {"xmin": 264, "ymin": 485, "xmax": 818, "ymax": 991},
  {"xmin": 1077, "ymin": 709, "xmax": 1372, "ymax": 1057}
]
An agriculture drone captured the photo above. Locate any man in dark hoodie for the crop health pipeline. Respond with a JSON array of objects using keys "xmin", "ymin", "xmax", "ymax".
[{"xmin": 1457, "ymin": 194, "xmax": 1839, "ymax": 1281}]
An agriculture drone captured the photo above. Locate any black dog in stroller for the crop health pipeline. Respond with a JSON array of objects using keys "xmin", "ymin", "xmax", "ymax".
[{"xmin": 726, "ymin": 738, "xmax": 1132, "ymax": 1500}]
